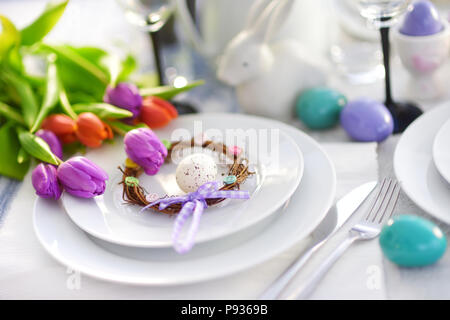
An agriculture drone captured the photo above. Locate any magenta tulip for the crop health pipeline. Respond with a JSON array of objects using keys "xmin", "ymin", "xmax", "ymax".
[
  {"xmin": 32, "ymin": 163, "xmax": 62, "ymax": 199},
  {"xmin": 103, "ymin": 82, "xmax": 142, "ymax": 119},
  {"xmin": 57, "ymin": 156, "xmax": 108, "ymax": 198},
  {"xmin": 35, "ymin": 129, "xmax": 63, "ymax": 159},
  {"xmin": 124, "ymin": 128, "xmax": 167, "ymax": 175}
]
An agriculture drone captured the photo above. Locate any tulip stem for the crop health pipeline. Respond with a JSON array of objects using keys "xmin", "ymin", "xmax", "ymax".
[
  {"xmin": 59, "ymin": 89, "xmax": 78, "ymax": 120},
  {"xmin": 56, "ymin": 157, "xmax": 64, "ymax": 166}
]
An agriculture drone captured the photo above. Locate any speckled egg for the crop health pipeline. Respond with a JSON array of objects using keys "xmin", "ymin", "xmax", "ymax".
[
  {"xmin": 296, "ymin": 87, "xmax": 347, "ymax": 129},
  {"xmin": 340, "ymin": 98, "xmax": 394, "ymax": 142},
  {"xmin": 380, "ymin": 215, "xmax": 447, "ymax": 267},
  {"xmin": 175, "ymin": 153, "xmax": 218, "ymax": 193}
]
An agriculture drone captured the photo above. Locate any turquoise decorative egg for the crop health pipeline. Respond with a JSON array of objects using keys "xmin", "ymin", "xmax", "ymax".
[
  {"xmin": 379, "ymin": 215, "xmax": 447, "ymax": 267},
  {"xmin": 296, "ymin": 87, "xmax": 347, "ymax": 130}
]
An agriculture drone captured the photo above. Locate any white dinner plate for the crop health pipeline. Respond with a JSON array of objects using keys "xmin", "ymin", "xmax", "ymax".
[
  {"xmin": 433, "ymin": 118, "xmax": 450, "ymax": 185},
  {"xmin": 394, "ymin": 103, "xmax": 450, "ymax": 223},
  {"xmin": 61, "ymin": 116, "xmax": 304, "ymax": 248},
  {"xmin": 33, "ymin": 113, "xmax": 336, "ymax": 286}
]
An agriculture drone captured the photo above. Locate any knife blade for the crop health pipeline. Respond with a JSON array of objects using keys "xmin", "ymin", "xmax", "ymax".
[{"xmin": 259, "ymin": 181, "xmax": 377, "ymax": 300}]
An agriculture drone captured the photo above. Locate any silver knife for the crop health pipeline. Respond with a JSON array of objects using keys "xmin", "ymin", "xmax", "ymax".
[{"xmin": 259, "ymin": 181, "xmax": 377, "ymax": 300}]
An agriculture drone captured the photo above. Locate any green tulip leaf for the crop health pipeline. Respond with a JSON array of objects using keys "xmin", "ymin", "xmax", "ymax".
[
  {"xmin": 72, "ymin": 103, "xmax": 133, "ymax": 119},
  {"xmin": 73, "ymin": 47, "xmax": 136, "ymax": 84},
  {"xmin": 17, "ymin": 147, "xmax": 30, "ymax": 164},
  {"xmin": 0, "ymin": 122, "xmax": 30, "ymax": 180},
  {"xmin": 20, "ymin": 0, "xmax": 69, "ymax": 46},
  {"xmin": 66, "ymin": 91, "xmax": 97, "ymax": 104},
  {"xmin": 106, "ymin": 120, "xmax": 148, "ymax": 136},
  {"xmin": 0, "ymin": 15, "xmax": 23, "ymax": 70},
  {"xmin": 118, "ymin": 54, "xmax": 137, "ymax": 82},
  {"xmin": 0, "ymin": 102, "xmax": 26, "ymax": 125},
  {"xmin": 30, "ymin": 56, "xmax": 60, "ymax": 133},
  {"xmin": 39, "ymin": 44, "xmax": 109, "ymax": 100},
  {"xmin": 0, "ymin": 15, "xmax": 20, "ymax": 58},
  {"xmin": 134, "ymin": 72, "xmax": 159, "ymax": 88},
  {"xmin": 101, "ymin": 54, "xmax": 121, "ymax": 87},
  {"xmin": 40, "ymin": 44, "xmax": 109, "ymax": 84},
  {"xmin": 2, "ymin": 69, "xmax": 38, "ymax": 128},
  {"xmin": 17, "ymin": 127, "xmax": 61, "ymax": 165},
  {"xmin": 139, "ymin": 80, "xmax": 205, "ymax": 100},
  {"xmin": 58, "ymin": 88, "xmax": 77, "ymax": 119}
]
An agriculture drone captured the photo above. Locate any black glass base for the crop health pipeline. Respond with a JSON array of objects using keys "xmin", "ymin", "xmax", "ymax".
[
  {"xmin": 386, "ymin": 101, "xmax": 423, "ymax": 134},
  {"xmin": 170, "ymin": 100, "xmax": 198, "ymax": 115}
]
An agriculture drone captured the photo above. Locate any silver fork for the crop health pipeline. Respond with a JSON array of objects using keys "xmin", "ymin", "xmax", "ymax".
[{"xmin": 286, "ymin": 178, "xmax": 401, "ymax": 300}]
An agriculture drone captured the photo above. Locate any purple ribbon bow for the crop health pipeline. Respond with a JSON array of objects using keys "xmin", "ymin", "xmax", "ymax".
[{"xmin": 142, "ymin": 181, "xmax": 250, "ymax": 254}]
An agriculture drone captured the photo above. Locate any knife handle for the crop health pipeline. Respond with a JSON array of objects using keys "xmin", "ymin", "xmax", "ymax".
[
  {"xmin": 287, "ymin": 233, "xmax": 359, "ymax": 300},
  {"xmin": 258, "ymin": 238, "xmax": 326, "ymax": 300}
]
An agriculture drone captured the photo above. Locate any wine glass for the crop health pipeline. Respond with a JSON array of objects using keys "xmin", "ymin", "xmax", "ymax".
[
  {"xmin": 116, "ymin": 0, "xmax": 174, "ymax": 84},
  {"xmin": 116, "ymin": 0, "xmax": 197, "ymax": 114},
  {"xmin": 355, "ymin": 0, "xmax": 423, "ymax": 133}
]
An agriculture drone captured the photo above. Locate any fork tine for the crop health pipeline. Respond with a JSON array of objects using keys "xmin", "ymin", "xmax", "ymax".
[
  {"xmin": 365, "ymin": 178, "xmax": 388, "ymax": 221},
  {"xmin": 379, "ymin": 182, "xmax": 401, "ymax": 223},
  {"xmin": 372, "ymin": 180, "xmax": 400, "ymax": 224},
  {"xmin": 370, "ymin": 178, "xmax": 394, "ymax": 223},
  {"xmin": 366, "ymin": 178, "xmax": 392, "ymax": 222},
  {"xmin": 372, "ymin": 179, "xmax": 394, "ymax": 222}
]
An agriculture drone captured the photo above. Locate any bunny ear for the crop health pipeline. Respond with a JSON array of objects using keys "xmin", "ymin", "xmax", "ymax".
[
  {"xmin": 245, "ymin": 0, "xmax": 274, "ymax": 29},
  {"xmin": 251, "ymin": 0, "xmax": 294, "ymax": 43},
  {"xmin": 265, "ymin": 0, "xmax": 295, "ymax": 42},
  {"xmin": 249, "ymin": 0, "xmax": 280, "ymax": 41}
]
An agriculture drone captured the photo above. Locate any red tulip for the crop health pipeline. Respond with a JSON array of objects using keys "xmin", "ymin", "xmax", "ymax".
[
  {"xmin": 76, "ymin": 112, "xmax": 113, "ymax": 148},
  {"xmin": 41, "ymin": 114, "xmax": 78, "ymax": 144},
  {"xmin": 140, "ymin": 96, "xmax": 178, "ymax": 129}
]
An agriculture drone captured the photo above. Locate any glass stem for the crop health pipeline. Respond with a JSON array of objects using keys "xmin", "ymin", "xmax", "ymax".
[
  {"xmin": 380, "ymin": 25, "xmax": 393, "ymax": 106},
  {"xmin": 150, "ymin": 30, "xmax": 164, "ymax": 85}
]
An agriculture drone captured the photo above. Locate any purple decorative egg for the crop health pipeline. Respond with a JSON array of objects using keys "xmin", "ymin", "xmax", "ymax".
[
  {"xmin": 400, "ymin": 0, "xmax": 443, "ymax": 36},
  {"xmin": 341, "ymin": 98, "xmax": 394, "ymax": 142}
]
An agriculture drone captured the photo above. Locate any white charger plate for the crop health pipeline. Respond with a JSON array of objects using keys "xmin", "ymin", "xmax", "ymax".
[
  {"xmin": 394, "ymin": 103, "xmax": 450, "ymax": 223},
  {"xmin": 433, "ymin": 118, "xmax": 450, "ymax": 185},
  {"xmin": 33, "ymin": 113, "xmax": 336, "ymax": 286},
  {"xmin": 61, "ymin": 117, "xmax": 304, "ymax": 248}
]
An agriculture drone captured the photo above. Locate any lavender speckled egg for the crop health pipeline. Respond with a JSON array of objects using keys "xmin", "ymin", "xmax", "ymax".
[
  {"xmin": 176, "ymin": 153, "xmax": 218, "ymax": 193},
  {"xmin": 341, "ymin": 98, "xmax": 394, "ymax": 142},
  {"xmin": 400, "ymin": 0, "xmax": 443, "ymax": 36}
]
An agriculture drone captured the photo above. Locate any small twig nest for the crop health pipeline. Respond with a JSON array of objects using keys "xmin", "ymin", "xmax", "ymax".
[{"xmin": 120, "ymin": 137, "xmax": 253, "ymax": 214}]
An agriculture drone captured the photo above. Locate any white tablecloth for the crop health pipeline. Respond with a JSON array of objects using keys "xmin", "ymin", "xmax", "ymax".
[
  {"xmin": 0, "ymin": 142, "xmax": 380, "ymax": 299},
  {"xmin": 2, "ymin": 0, "xmax": 450, "ymax": 300}
]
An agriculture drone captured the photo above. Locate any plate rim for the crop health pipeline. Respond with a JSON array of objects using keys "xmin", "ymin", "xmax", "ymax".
[
  {"xmin": 394, "ymin": 103, "xmax": 450, "ymax": 223},
  {"xmin": 33, "ymin": 113, "xmax": 336, "ymax": 286},
  {"xmin": 62, "ymin": 115, "xmax": 305, "ymax": 248},
  {"xmin": 432, "ymin": 117, "xmax": 450, "ymax": 185}
]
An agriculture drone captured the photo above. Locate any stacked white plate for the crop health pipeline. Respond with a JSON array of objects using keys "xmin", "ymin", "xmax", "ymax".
[
  {"xmin": 33, "ymin": 113, "xmax": 336, "ymax": 285},
  {"xmin": 394, "ymin": 103, "xmax": 450, "ymax": 223}
]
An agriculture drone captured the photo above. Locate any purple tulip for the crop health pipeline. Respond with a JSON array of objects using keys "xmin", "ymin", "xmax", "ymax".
[
  {"xmin": 35, "ymin": 129, "xmax": 63, "ymax": 159},
  {"xmin": 103, "ymin": 82, "xmax": 142, "ymax": 119},
  {"xmin": 57, "ymin": 156, "xmax": 108, "ymax": 198},
  {"xmin": 32, "ymin": 163, "xmax": 62, "ymax": 200},
  {"xmin": 124, "ymin": 128, "xmax": 167, "ymax": 175}
]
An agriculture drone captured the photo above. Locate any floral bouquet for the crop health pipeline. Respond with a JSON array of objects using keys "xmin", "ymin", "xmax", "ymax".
[{"xmin": 0, "ymin": 0, "xmax": 203, "ymax": 200}]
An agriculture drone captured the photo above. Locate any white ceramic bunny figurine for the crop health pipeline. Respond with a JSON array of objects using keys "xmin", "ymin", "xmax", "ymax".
[{"xmin": 217, "ymin": 0, "xmax": 329, "ymax": 122}]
